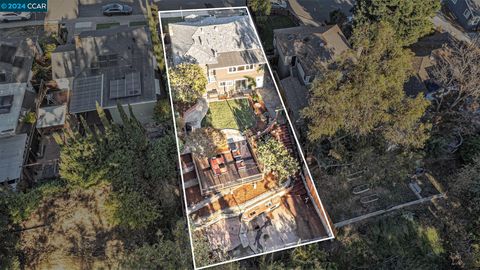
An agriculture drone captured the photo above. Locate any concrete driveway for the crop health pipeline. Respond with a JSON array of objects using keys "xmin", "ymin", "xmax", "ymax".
[
  {"xmin": 288, "ymin": 0, "xmax": 354, "ymax": 26},
  {"xmin": 155, "ymin": 0, "xmax": 246, "ymax": 11}
]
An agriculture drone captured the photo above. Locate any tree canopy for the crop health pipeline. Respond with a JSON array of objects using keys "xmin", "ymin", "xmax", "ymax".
[
  {"xmin": 353, "ymin": 0, "xmax": 440, "ymax": 46},
  {"xmin": 185, "ymin": 127, "xmax": 227, "ymax": 158},
  {"xmin": 302, "ymin": 22, "xmax": 430, "ymax": 148},
  {"xmin": 248, "ymin": 0, "xmax": 271, "ymax": 15},
  {"xmin": 256, "ymin": 137, "xmax": 299, "ymax": 185},
  {"xmin": 170, "ymin": 63, "xmax": 207, "ymax": 103}
]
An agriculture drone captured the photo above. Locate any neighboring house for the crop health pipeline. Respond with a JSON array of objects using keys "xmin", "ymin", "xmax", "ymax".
[
  {"xmin": 274, "ymin": 25, "xmax": 350, "ymax": 123},
  {"xmin": 0, "ymin": 37, "xmax": 37, "ymax": 187},
  {"xmin": 274, "ymin": 25, "xmax": 350, "ymax": 85},
  {"xmin": 52, "ymin": 26, "xmax": 159, "ymax": 124},
  {"xmin": 169, "ymin": 15, "xmax": 267, "ymax": 100},
  {"xmin": 445, "ymin": 0, "xmax": 480, "ymax": 31},
  {"xmin": 405, "ymin": 32, "xmax": 451, "ymax": 97}
]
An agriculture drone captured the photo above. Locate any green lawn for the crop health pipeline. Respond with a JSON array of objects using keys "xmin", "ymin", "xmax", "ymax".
[
  {"xmin": 256, "ymin": 15, "xmax": 298, "ymax": 52},
  {"xmin": 129, "ymin": 21, "xmax": 147, "ymax": 27},
  {"xmin": 202, "ymin": 99, "xmax": 256, "ymax": 131},
  {"xmin": 96, "ymin": 22, "xmax": 120, "ymax": 30}
]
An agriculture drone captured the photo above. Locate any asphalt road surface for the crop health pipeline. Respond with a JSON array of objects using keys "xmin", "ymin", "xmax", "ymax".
[{"xmin": 154, "ymin": 0, "xmax": 246, "ymax": 11}]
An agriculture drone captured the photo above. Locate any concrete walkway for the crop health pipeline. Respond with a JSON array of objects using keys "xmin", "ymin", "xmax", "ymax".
[
  {"xmin": 334, "ymin": 193, "xmax": 446, "ymax": 228},
  {"xmin": 0, "ymin": 20, "xmax": 44, "ymax": 29},
  {"xmin": 257, "ymin": 78, "xmax": 282, "ymax": 119},
  {"xmin": 184, "ymin": 97, "xmax": 209, "ymax": 128}
]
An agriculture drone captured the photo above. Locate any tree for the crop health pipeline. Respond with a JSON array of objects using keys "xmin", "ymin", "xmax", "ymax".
[
  {"xmin": 302, "ymin": 22, "xmax": 430, "ymax": 149},
  {"xmin": 353, "ymin": 0, "xmax": 440, "ymax": 46},
  {"xmin": 153, "ymin": 98, "xmax": 173, "ymax": 127},
  {"xmin": 256, "ymin": 137, "xmax": 299, "ymax": 185},
  {"xmin": 170, "ymin": 64, "xmax": 207, "ymax": 103},
  {"xmin": 121, "ymin": 221, "xmax": 192, "ymax": 269},
  {"xmin": 248, "ymin": 0, "xmax": 271, "ymax": 16},
  {"xmin": 185, "ymin": 127, "xmax": 227, "ymax": 158},
  {"xmin": 290, "ymin": 245, "xmax": 338, "ymax": 269},
  {"xmin": 431, "ymin": 38, "xmax": 480, "ymax": 113}
]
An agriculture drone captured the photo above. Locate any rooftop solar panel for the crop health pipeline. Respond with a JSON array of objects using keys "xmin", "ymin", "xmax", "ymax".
[
  {"xmin": 109, "ymin": 72, "xmax": 141, "ymax": 99},
  {"xmin": 70, "ymin": 75, "xmax": 104, "ymax": 113}
]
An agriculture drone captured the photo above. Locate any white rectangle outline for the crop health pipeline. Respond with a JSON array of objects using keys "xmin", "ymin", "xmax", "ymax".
[{"xmin": 158, "ymin": 7, "xmax": 335, "ymax": 270}]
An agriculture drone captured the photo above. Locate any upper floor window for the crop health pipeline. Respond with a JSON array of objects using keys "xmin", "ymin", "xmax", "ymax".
[{"xmin": 228, "ymin": 64, "xmax": 256, "ymax": 73}]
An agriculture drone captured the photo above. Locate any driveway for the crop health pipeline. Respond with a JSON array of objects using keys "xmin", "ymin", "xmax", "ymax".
[
  {"xmin": 288, "ymin": 0, "xmax": 354, "ymax": 26},
  {"xmin": 154, "ymin": 0, "xmax": 246, "ymax": 11}
]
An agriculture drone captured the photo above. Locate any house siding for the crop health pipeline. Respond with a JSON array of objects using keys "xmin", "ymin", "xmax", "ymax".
[{"xmin": 206, "ymin": 65, "xmax": 265, "ymax": 92}]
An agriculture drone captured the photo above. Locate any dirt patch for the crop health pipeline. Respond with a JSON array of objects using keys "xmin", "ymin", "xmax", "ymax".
[{"xmin": 19, "ymin": 185, "xmax": 125, "ymax": 270}]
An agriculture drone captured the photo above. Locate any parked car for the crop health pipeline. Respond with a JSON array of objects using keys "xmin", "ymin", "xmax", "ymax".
[
  {"xmin": 0, "ymin": 12, "xmax": 31, "ymax": 22},
  {"xmin": 102, "ymin": 3, "xmax": 132, "ymax": 16}
]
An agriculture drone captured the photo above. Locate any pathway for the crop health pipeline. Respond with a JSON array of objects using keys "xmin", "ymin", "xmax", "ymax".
[
  {"xmin": 183, "ymin": 97, "xmax": 209, "ymax": 128},
  {"xmin": 334, "ymin": 193, "xmax": 446, "ymax": 228}
]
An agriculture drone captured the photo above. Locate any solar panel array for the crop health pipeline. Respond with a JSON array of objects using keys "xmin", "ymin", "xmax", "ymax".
[
  {"xmin": 109, "ymin": 72, "xmax": 141, "ymax": 99},
  {"xmin": 70, "ymin": 75, "xmax": 103, "ymax": 113}
]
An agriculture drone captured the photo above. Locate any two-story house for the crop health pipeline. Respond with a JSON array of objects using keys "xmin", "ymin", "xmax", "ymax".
[
  {"xmin": 273, "ymin": 25, "xmax": 350, "ymax": 123},
  {"xmin": 445, "ymin": 0, "xmax": 480, "ymax": 31},
  {"xmin": 169, "ymin": 15, "xmax": 267, "ymax": 100}
]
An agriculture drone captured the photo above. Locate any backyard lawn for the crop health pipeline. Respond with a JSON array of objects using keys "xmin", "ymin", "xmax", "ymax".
[
  {"xmin": 256, "ymin": 15, "xmax": 298, "ymax": 52},
  {"xmin": 202, "ymin": 99, "xmax": 256, "ymax": 131}
]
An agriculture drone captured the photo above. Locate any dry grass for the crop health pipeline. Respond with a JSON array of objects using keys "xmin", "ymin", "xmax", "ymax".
[{"xmin": 19, "ymin": 184, "xmax": 125, "ymax": 270}]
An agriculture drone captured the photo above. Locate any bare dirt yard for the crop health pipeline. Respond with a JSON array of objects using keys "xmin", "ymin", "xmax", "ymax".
[{"xmin": 19, "ymin": 184, "xmax": 125, "ymax": 270}]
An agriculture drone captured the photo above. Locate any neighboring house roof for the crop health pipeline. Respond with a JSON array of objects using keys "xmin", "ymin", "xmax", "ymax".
[
  {"xmin": 274, "ymin": 25, "xmax": 350, "ymax": 77},
  {"xmin": 0, "ymin": 37, "xmax": 35, "ymax": 84},
  {"xmin": 467, "ymin": 0, "xmax": 480, "ymax": 12},
  {"xmin": 0, "ymin": 83, "xmax": 27, "ymax": 136},
  {"xmin": 0, "ymin": 133, "xmax": 27, "ymax": 183},
  {"xmin": 54, "ymin": 26, "xmax": 157, "ymax": 114},
  {"xmin": 36, "ymin": 104, "xmax": 67, "ymax": 129},
  {"xmin": 169, "ymin": 15, "xmax": 266, "ymax": 67}
]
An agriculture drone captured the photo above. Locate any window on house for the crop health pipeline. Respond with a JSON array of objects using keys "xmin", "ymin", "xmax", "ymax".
[
  {"xmin": 228, "ymin": 67, "xmax": 236, "ymax": 73},
  {"xmin": 237, "ymin": 66, "xmax": 245, "ymax": 71},
  {"xmin": 245, "ymin": 64, "xmax": 254, "ymax": 70},
  {"xmin": 0, "ymin": 95, "xmax": 14, "ymax": 114},
  {"xmin": 464, "ymin": 9, "xmax": 471, "ymax": 19}
]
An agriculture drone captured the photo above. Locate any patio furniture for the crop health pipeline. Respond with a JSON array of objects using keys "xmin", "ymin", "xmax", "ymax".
[
  {"xmin": 360, "ymin": 194, "xmax": 379, "ymax": 204},
  {"xmin": 352, "ymin": 184, "xmax": 370, "ymax": 195}
]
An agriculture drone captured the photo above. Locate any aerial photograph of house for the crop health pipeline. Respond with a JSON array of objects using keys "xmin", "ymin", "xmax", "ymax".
[{"xmin": 160, "ymin": 7, "xmax": 334, "ymax": 268}]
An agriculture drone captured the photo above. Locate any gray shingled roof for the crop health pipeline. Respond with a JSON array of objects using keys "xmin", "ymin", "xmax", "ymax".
[
  {"xmin": 169, "ymin": 15, "xmax": 266, "ymax": 66},
  {"xmin": 274, "ymin": 25, "xmax": 350, "ymax": 77},
  {"xmin": 0, "ymin": 133, "xmax": 27, "ymax": 183}
]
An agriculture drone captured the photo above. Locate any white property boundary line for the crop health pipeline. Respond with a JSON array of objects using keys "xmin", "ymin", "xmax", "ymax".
[{"xmin": 158, "ymin": 7, "xmax": 335, "ymax": 270}]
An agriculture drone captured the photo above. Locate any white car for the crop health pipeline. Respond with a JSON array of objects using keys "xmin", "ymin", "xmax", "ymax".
[{"xmin": 0, "ymin": 12, "xmax": 31, "ymax": 22}]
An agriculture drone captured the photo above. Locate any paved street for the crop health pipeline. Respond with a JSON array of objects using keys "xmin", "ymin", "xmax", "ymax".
[
  {"xmin": 287, "ymin": 0, "xmax": 354, "ymax": 26},
  {"xmin": 78, "ymin": 0, "xmax": 146, "ymax": 17},
  {"xmin": 155, "ymin": 0, "xmax": 245, "ymax": 11}
]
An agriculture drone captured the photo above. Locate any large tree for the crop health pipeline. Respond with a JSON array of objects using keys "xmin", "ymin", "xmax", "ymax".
[
  {"xmin": 353, "ymin": 0, "xmax": 440, "ymax": 46},
  {"xmin": 248, "ymin": 0, "xmax": 271, "ymax": 15},
  {"xmin": 170, "ymin": 63, "xmax": 207, "ymax": 103},
  {"xmin": 256, "ymin": 137, "xmax": 299, "ymax": 185},
  {"xmin": 302, "ymin": 22, "xmax": 430, "ymax": 149},
  {"xmin": 185, "ymin": 127, "xmax": 227, "ymax": 158}
]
